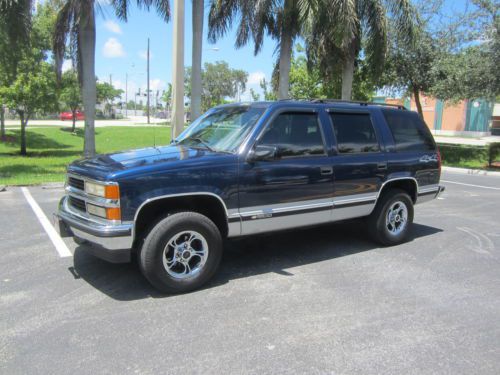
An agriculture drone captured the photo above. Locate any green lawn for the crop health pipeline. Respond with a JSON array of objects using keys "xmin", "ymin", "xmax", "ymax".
[{"xmin": 0, "ymin": 126, "xmax": 171, "ymax": 185}]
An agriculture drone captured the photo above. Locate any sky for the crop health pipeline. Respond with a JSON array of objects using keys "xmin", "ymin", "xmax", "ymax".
[{"xmin": 76, "ymin": 0, "xmax": 473, "ymax": 103}]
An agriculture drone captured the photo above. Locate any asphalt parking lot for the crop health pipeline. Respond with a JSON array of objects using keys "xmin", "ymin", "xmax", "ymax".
[{"xmin": 1, "ymin": 169, "xmax": 499, "ymax": 375}]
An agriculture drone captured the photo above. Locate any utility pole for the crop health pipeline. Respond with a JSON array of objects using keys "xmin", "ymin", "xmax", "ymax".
[
  {"xmin": 171, "ymin": 0, "xmax": 185, "ymax": 139},
  {"xmin": 125, "ymin": 73, "xmax": 128, "ymax": 118},
  {"xmin": 147, "ymin": 38, "xmax": 150, "ymax": 124}
]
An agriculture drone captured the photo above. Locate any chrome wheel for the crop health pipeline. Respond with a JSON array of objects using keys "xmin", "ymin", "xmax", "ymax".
[
  {"xmin": 162, "ymin": 231, "xmax": 209, "ymax": 279},
  {"xmin": 385, "ymin": 201, "xmax": 408, "ymax": 236}
]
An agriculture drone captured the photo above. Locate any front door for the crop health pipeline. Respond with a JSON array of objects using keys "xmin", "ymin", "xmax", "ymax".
[{"xmin": 238, "ymin": 110, "xmax": 334, "ymax": 235}]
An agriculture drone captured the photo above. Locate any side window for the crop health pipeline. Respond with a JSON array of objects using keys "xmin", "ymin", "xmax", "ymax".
[
  {"xmin": 258, "ymin": 112, "xmax": 326, "ymax": 157},
  {"xmin": 382, "ymin": 110, "xmax": 435, "ymax": 152},
  {"xmin": 329, "ymin": 113, "xmax": 380, "ymax": 154}
]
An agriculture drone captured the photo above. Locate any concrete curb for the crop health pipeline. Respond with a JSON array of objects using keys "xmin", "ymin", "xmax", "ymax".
[{"xmin": 442, "ymin": 166, "xmax": 500, "ymax": 177}]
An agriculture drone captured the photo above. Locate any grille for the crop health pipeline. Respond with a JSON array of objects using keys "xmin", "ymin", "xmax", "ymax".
[
  {"xmin": 69, "ymin": 196, "xmax": 86, "ymax": 212},
  {"xmin": 68, "ymin": 176, "xmax": 85, "ymax": 191}
]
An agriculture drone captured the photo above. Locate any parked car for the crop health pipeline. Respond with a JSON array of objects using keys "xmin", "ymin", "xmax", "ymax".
[
  {"xmin": 60, "ymin": 110, "xmax": 85, "ymax": 121},
  {"xmin": 56, "ymin": 100, "xmax": 444, "ymax": 293}
]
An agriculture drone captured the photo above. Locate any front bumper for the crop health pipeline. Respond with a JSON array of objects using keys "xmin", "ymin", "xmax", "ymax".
[{"xmin": 55, "ymin": 196, "xmax": 133, "ymax": 263}]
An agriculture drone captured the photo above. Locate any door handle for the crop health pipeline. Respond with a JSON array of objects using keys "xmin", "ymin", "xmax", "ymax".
[
  {"xmin": 320, "ymin": 167, "xmax": 333, "ymax": 175},
  {"xmin": 377, "ymin": 163, "xmax": 388, "ymax": 171}
]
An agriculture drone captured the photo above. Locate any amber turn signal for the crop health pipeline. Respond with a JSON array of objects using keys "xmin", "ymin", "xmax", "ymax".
[
  {"xmin": 106, "ymin": 207, "xmax": 121, "ymax": 221},
  {"xmin": 105, "ymin": 185, "xmax": 120, "ymax": 200}
]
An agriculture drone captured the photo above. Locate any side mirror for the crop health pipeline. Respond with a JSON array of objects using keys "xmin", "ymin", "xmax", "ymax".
[{"xmin": 247, "ymin": 145, "xmax": 279, "ymax": 162}]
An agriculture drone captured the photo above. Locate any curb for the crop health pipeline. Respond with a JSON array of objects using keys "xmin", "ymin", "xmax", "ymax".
[{"xmin": 442, "ymin": 166, "xmax": 500, "ymax": 177}]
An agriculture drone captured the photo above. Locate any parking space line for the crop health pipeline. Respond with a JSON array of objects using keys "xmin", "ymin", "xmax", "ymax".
[
  {"xmin": 441, "ymin": 180, "xmax": 500, "ymax": 191},
  {"xmin": 21, "ymin": 187, "xmax": 72, "ymax": 258}
]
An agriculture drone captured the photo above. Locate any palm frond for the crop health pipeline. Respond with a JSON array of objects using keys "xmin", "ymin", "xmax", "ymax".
[{"xmin": 362, "ymin": 0, "xmax": 387, "ymax": 74}]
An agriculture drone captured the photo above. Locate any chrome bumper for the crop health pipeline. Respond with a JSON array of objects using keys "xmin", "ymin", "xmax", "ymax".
[{"xmin": 55, "ymin": 196, "xmax": 133, "ymax": 263}]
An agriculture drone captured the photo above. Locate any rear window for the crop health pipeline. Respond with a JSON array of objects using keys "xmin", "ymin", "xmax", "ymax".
[{"xmin": 382, "ymin": 110, "xmax": 435, "ymax": 152}]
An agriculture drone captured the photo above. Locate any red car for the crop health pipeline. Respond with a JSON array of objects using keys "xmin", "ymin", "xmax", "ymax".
[{"xmin": 60, "ymin": 111, "xmax": 85, "ymax": 121}]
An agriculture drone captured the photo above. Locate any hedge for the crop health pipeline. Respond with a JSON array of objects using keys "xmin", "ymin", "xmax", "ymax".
[{"xmin": 437, "ymin": 142, "xmax": 500, "ymax": 169}]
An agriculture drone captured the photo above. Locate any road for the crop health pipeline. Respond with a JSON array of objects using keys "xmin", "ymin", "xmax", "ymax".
[
  {"xmin": 1, "ymin": 170, "xmax": 499, "ymax": 375},
  {"xmin": 4, "ymin": 116, "xmax": 167, "ymax": 128}
]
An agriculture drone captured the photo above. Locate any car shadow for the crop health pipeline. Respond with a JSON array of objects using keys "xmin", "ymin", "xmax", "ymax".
[{"xmin": 71, "ymin": 221, "xmax": 442, "ymax": 301}]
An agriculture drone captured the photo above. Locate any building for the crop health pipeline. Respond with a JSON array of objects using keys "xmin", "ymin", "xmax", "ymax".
[{"xmin": 374, "ymin": 95, "xmax": 496, "ymax": 136}]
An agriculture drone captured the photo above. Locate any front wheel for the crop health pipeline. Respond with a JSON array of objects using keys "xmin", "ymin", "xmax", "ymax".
[
  {"xmin": 139, "ymin": 212, "xmax": 223, "ymax": 294},
  {"xmin": 367, "ymin": 189, "xmax": 414, "ymax": 246}
]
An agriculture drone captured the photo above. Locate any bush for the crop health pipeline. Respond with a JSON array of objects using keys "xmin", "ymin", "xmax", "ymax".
[{"xmin": 437, "ymin": 143, "xmax": 500, "ymax": 169}]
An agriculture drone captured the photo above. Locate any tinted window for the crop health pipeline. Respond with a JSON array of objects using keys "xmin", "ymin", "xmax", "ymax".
[
  {"xmin": 259, "ymin": 113, "xmax": 325, "ymax": 157},
  {"xmin": 383, "ymin": 110, "xmax": 435, "ymax": 152},
  {"xmin": 330, "ymin": 113, "xmax": 380, "ymax": 153}
]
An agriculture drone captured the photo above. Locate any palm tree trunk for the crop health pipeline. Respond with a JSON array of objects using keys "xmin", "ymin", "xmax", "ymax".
[
  {"xmin": 0, "ymin": 104, "xmax": 5, "ymax": 141},
  {"xmin": 341, "ymin": 48, "xmax": 355, "ymax": 100},
  {"xmin": 191, "ymin": 0, "xmax": 203, "ymax": 120},
  {"xmin": 413, "ymin": 87, "xmax": 423, "ymax": 118},
  {"xmin": 20, "ymin": 112, "xmax": 26, "ymax": 156},
  {"xmin": 80, "ymin": 6, "xmax": 96, "ymax": 158},
  {"xmin": 278, "ymin": 0, "xmax": 293, "ymax": 100}
]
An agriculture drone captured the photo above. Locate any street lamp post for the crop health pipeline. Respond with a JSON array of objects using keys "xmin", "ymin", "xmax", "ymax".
[{"xmin": 171, "ymin": 0, "xmax": 185, "ymax": 139}]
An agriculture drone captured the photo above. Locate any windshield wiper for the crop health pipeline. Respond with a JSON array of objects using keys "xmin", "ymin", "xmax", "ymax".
[{"xmin": 190, "ymin": 137, "xmax": 215, "ymax": 152}]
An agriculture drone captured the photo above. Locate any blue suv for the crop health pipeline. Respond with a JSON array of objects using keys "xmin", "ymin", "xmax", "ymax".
[{"xmin": 56, "ymin": 100, "xmax": 444, "ymax": 293}]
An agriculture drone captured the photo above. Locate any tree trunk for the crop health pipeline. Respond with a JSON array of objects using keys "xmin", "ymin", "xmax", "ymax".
[
  {"xmin": 413, "ymin": 87, "xmax": 423, "ymax": 118},
  {"xmin": 171, "ymin": 0, "xmax": 185, "ymax": 139},
  {"xmin": 341, "ymin": 47, "xmax": 356, "ymax": 100},
  {"xmin": 0, "ymin": 104, "xmax": 5, "ymax": 141},
  {"xmin": 80, "ymin": 6, "xmax": 96, "ymax": 158},
  {"xmin": 191, "ymin": 0, "xmax": 203, "ymax": 120},
  {"xmin": 20, "ymin": 112, "xmax": 26, "ymax": 156},
  {"xmin": 72, "ymin": 109, "xmax": 76, "ymax": 132},
  {"xmin": 278, "ymin": 0, "xmax": 293, "ymax": 100}
]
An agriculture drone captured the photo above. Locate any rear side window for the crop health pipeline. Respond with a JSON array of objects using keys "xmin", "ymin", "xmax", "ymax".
[
  {"xmin": 329, "ymin": 113, "xmax": 380, "ymax": 154},
  {"xmin": 382, "ymin": 110, "xmax": 435, "ymax": 152}
]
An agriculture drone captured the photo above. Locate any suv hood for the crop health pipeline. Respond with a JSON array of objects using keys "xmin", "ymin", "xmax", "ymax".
[{"xmin": 67, "ymin": 144, "xmax": 227, "ymax": 180}]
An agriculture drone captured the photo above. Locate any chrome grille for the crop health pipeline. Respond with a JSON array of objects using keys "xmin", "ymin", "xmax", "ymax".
[
  {"xmin": 69, "ymin": 196, "xmax": 86, "ymax": 212},
  {"xmin": 68, "ymin": 176, "xmax": 85, "ymax": 191}
]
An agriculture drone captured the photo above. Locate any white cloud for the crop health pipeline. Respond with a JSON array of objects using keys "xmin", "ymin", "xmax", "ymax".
[
  {"xmin": 147, "ymin": 79, "xmax": 166, "ymax": 92},
  {"xmin": 248, "ymin": 71, "xmax": 266, "ymax": 85},
  {"xmin": 103, "ymin": 37, "xmax": 125, "ymax": 58},
  {"xmin": 104, "ymin": 20, "xmax": 122, "ymax": 34},
  {"xmin": 138, "ymin": 50, "xmax": 154, "ymax": 60}
]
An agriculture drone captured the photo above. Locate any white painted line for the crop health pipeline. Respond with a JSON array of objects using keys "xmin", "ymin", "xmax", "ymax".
[
  {"xmin": 441, "ymin": 180, "xmax": 500, "ymax": 191},
  {"xmin": 21, "ymin": 187, "xmax": 72, "ymax": 258}
]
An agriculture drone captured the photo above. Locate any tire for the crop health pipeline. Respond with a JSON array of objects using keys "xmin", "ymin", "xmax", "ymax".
[
  {"xmin": 139, "ymin": 211, "xmax": 223, "ymax": 294},
  {"xmin": 367, "ymin": 188, "xmax": 414, "ymax": 246}
]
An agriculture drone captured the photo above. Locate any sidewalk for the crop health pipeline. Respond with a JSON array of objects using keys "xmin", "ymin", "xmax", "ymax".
[
  {"xmin": 434, "ymin": 134, "xmax": 500, "ymax": 146},
  {"xmin": 4, "ymin": 116, "xmax": 168, "ymax": 128}
]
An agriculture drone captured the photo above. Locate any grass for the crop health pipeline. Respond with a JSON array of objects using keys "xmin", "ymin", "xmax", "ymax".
[
  {"xmin": 437, "ymin": 143, "xmax": 500, "ymax": 170},
  {"xmin": 0, "ymin": 126, "xmax": 171, "ymax": 185}
]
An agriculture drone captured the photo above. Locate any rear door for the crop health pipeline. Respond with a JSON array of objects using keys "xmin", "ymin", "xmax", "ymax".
[
  {"xmin": 328, "ymin": 110, "xmax": 388, "ymax": 220},
  {"xmin": 238, "ymin": 109, "xmax": 334, "ymax": 235}
]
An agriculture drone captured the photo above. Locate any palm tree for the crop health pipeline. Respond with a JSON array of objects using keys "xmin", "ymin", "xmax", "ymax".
[
  {"xmin": 208, "ymin": 0, "xmax": 316, "ymax": 100},
  {"xmin": 191, "ymin": 0, "xmax": 203, "ymax": 120},
  {"xmin": 53, "ymin": 0, "xmax": 170, "ymax": 157},
  {"xmin": 306, "ymin": 0, "xmax": 414, "ymax": 100}
]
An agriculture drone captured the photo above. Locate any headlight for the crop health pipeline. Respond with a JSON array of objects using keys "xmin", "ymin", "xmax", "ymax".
[
  {"xmin": 85, "ymin": 182, "xmax": 120, "ymax": 199},
  {"xmin": 87, "ymin": 203, "xmax": 121, "ymax": 221}
]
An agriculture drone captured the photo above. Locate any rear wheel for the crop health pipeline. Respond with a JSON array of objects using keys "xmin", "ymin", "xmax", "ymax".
[
  {"xmin": 367, "ymin": 189, "xmax": 414, "ymax": 246},
  {"xmin": 139, "ymin": 212, "xmax": 223, "ymax": 294}
]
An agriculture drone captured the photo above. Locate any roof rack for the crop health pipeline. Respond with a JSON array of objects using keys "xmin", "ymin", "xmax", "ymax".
[{"xmin": 279, "ymin": 98, "xmax": 406, "ymax": 110}]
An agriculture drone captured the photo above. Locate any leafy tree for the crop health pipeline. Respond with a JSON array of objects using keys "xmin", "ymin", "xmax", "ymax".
[
  {"xmin": 53, "ymin": 0, "xmax": 170, "ymax": 157},
  {"xmin": 191, "ymin": 0, "xmax": 204, "ymax": 120},
  {"xmin": 260, "ymin": 78, "xmax": 277, "ymax": 101},
  {"xmin": 60, "ymin": 69, "xmax": 82, "ymax": 131},
  {"xmin": 249, "ymin": 88, "xmax": 260, "ymax": 101},
  {"xmin": 162, "ymin": 83, "xmax": 172, "ymax": 109},
  {"xmin": 208, "ymin": 0, "xmax": 316, "ymax": 99},
  {"xmin": 185, "ymin": 61, "xmax": 248, "ymax": 111},
  {"xmin": 0, "ymin": 61, "xmax": 58, "ymax": 155}
]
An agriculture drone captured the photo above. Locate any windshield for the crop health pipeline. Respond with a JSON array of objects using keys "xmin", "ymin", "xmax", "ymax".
[{"xmin": 174, "ymin": 106, "xmax": 266, "ymax": 153}]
